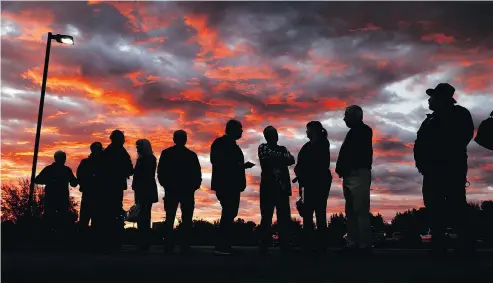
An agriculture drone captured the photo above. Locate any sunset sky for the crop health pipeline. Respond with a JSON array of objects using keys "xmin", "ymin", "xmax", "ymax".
[{"xmin": 2, "ymin": 1, "xmax": 493, "ymax": 224}]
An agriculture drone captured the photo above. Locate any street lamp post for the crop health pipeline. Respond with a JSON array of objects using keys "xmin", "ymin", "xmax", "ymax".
[{"xmin": 28, "ymin": 32, "xmax": 74, "ymax": 212}]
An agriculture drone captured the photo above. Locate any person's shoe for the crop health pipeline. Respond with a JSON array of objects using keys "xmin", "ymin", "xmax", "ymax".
[{"xmin": 214, "ymin": 247, "xmax": 233, "ymax": 256}]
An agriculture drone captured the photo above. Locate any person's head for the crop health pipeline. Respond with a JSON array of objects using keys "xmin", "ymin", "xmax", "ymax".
[
  {"xmin": 263, "ymin": 126, "xmax": 278, "ymax": 144},
  {"xmin": 90, "ymin": 142, "xmax": 103, "ymax": 157},
  {"xmin": 225, "ymin": 119, "xmax": 243, "ymax": 140},
  {"xmin": 173, "ymin": 130, "xmax": 187, "ymax": 146},
  {"xmin": 426, "ymin": 83, "xmax": 457, "ymax": 112},
  {"xmin": 54, "ymin": 150, "xmax": 66, "ymax": 164},
  {"xmin": 136, "ymin": 139, "xmax": 153, "ymax": 158},
  {"xmin": 306, "ymin": 121, "xmax": 327, "ymax": 141},
  {"xmin": 110, "ymin": 130, "xmax": 125, "ymax": 146},
  {"xmin": 343, "ymin": 105, "xmax": 364, "ymax": 128}
]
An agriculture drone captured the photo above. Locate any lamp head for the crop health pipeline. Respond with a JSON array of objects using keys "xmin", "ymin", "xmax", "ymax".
[{"xmin": 51, "ymin": 34, "xmax": 74, "ymax": 45}]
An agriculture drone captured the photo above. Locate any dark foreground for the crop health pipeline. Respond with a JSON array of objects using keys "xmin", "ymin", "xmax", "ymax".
[{"xmin": 3, "ymin": 246, "xmax": 493, "ymax": 282}]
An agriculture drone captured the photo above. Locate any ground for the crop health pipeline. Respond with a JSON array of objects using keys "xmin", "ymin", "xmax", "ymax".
[{"xmin": 3, "ymin": 246, "xmax": 493, "ymax": 282}]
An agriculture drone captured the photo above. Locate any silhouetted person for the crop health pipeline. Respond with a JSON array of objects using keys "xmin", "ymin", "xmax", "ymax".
[
  {"xmin": 475, "ymin": 111, "xmax": 493, "ymax": 151},
  {"xmin": 158, "ymin": 130, "xmax": 202, "ymax": 254},
  {"xmin": 132, "ymin": 139, "xmax": 158, "ymax": 252},
  {"xmin": 101, "ymin": 130, "xmax": 134, "ymax": 252},
  {"xmin": 210, "ymin": 119, "xmax": 255, "ymax": 255},
  {"xmin": 294, "ymin": 121, "xmax": 332, "ymax": 253},
  {"xmin": 35, "ymin": 151, "xmax": 78, "ymax": 244},
  {"xmin": 413, "ymin": 83, "xmax": 475, "ymax": 255},
  {"xmin": 336, "ymin": 105, "xmax": 374, "ymax": 255},
  {"xmin": 77, "ymin": 142, "xmax": 104, "ymax": 231},
  {"xmin": 258, "ymin": 126, "xmax": 295, "ymax": 255}
]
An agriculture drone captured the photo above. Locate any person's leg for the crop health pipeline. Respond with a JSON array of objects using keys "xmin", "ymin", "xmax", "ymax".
[
  {"xmin": 259, "ymin": 188, "xmax": 275, "ymax": 251},
  {"xmin": 302, "ymin": 191, "xmax": 316, "ymax": 252},
  {"xmin": 137, "ymin": 204, "xmax": 152, "ymax": 251},
  {"xmin": 423, "ymin": 174, "xmax": 446, "ymax": 253},
  {"xmin": 447, "ymin": 172, "xmax": 473, "ymax": 253},
  {"xmin": 215, "ymin": 190, "xmax": 240, "ymax": 252},
  {"xmin": 179, "ymin": 190, "xmax": 195, "ymax": 252},
  {"xmin": 79, "ymin": 194, "xmax": 90, "ymax": 229},
  {"xmin": 343, "ymin": 176, "xmax": 359, "ymax": 248},
  {"xmin": 350, "ymin": 170, "xmax": 372, "ymax": 249},
  {"xmin": 164, "ymin": 194, "xmax": 179, "ymax": 252},
  {"xmin": 276, "ymin": 193, "xmax": 292, "ymax": 251},
  {"xmin": 314, "ymin": 189, "xmax": 329, "ymax": 252}
]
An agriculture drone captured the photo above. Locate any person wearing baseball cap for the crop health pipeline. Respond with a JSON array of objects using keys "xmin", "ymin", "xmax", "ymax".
[{"xmin": 414, "ymin": 83, "xmax": 475, "ymax": 256}]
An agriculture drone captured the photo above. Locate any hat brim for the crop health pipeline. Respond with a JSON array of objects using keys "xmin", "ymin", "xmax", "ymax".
[{"xmin": 426, "ymin": 89, "xmax": 457, "ymax": 103}]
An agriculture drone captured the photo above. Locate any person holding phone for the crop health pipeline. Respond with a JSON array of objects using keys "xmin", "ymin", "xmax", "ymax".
[{"xmin": 210, "ymin": 119, "xmax": 255, "ymax": 255}]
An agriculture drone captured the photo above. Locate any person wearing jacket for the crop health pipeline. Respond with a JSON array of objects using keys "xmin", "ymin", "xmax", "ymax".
[
  {"xmin": 336, "ymin": 105, "xmax": 373, "ymax": 255},
  {"xmin": 132, "ymin": 139, "xmax": 158, "ymax": 252},
  {"xmin": 158, "ymin": 130, "xmax": 202, "ymax": 254},
  {"xmin": 294, "ymin": 121, "xmax": 332, "ymax": 253},
  {"xmin": 413, "ymin": 83, "xmax": 475, "ymax": 255},
  {"xmin": 35, "ymin": 150, "xmax": 78, "ymax": 243},
  {"xmin": 210, "ymin": 119, "xmax": 255, "ymax": 255},
  {"xmin": 76, "ymin": 142, "xmax": 104, "ymax": 231},
  {"xmin": 258, "ymin": 126, "xmax": 295, "ymax": 255},
  {"xmin": 100, "ymin": 130, "xmax": 134, "ymax": 252}
]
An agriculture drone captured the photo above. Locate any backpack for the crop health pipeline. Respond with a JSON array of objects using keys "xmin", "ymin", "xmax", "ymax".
[{"xmin": 475, "ymin": 111, "xmax": 493, "ymax": 151}]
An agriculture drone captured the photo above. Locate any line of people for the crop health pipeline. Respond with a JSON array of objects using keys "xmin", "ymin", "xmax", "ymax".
[{"xmin": 34, "ymin": 82, "xmax": 491, "ymax": 256}]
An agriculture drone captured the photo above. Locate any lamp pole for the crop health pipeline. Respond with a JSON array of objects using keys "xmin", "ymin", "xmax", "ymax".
[
  {"xmin": 28, "ymin": 32, "xmax": 53, "ymax": 210},
  {"xmin": 28, "ymin": 32, "xmax": 74, "ymax": 212}
]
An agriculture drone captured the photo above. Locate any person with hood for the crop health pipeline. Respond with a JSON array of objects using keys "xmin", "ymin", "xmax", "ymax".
[
  {"xmin": 258, "ymin": 126, "xmax": 295, "ymax": 255},
  {"xmin": 413, "ymin": 83, "xmax": 475, "ymax": 255},
  {"xmin": 336, "ymin": 105, "xmax": 374, "ymax": 255},
  {"xmin": 294, "ymin": 121, "xmax": 332, "ymax": 253}
]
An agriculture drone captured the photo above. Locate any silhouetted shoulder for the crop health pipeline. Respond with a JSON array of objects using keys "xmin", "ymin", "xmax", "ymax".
[{"xmin": 454, "ymin": 105, "xmax": 472, "ymax": 117}]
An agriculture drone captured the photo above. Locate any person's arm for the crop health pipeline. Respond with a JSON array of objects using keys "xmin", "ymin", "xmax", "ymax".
[
  {"xmin": 157, "ymin": 150, "xmax": 167, "ymax": 188},
  {"xmin": 210, "ymin": 139, "xmax": 232, "ymax": 167},
  {"xmin": 294, "ymin": 147, "xmax": 304, "ymax": 187},
  {"xmin": 457, "ymin": 109, "xmax": 474, "ymax": 148},
  {"xmin": 192, "ymin": 152, "xmax": 202, "ymax": 190},
  {"xmin": 259, "ymin": 144, "xmax": 294, "ymax": 166},
  {"xmin": 68, "ymin": 168, "xmax": 78, "ymax": 187},
  {"xmin": 34, "ymin": 167, "xmax": 49, "ymax": 185},
  {"xmin": 76, "ymin": 160, "xmax": 87, "ymax": 189}
]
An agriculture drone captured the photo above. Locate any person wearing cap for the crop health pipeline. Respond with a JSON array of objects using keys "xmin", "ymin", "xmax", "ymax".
[
  {"xmin": 100, "ymin": 129, "xmax": 134, "ymax": 252},
  {"xmin": 158, "ymin": 130, "xmax": 202, "ymax": 254},
  {"xmin": 413, "ymin": 83, "xmax": 475, "ymax": 255},
  {"xmin": 258, "ymin": 126, "xmax": 295, "ymax": 255},
  {"xmin": 35, "ymin": 150, "xmax": 78, "ymax": 241}
]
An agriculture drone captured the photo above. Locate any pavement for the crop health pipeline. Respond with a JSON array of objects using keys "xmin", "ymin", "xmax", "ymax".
[{"xmin": 3, "ymin": 246, "xmax": 493, "ymax": 282}]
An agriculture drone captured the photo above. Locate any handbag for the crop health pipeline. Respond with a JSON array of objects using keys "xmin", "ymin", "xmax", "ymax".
[
  {"xmin": 126, "ymin": 204, "xmax": 141, "ymax": 223},
  {"xmin": 475, "ymin": 112, "xmax": 493, "ymax": 151}
]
